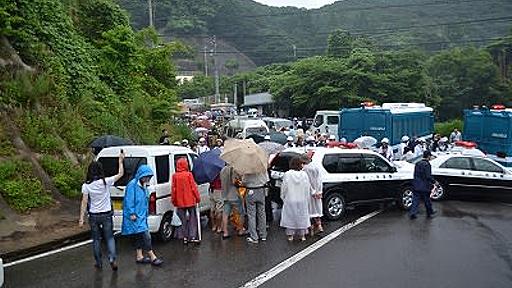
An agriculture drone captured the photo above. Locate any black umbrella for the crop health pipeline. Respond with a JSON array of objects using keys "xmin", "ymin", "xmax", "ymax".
[
  {"xmin": 246, "ymin": 134, "xmax": 265, "ymax": 144},
  {"xmin": 89, "ymin": 135, "xmax": 134, "ymax": 153},
  {"xmin": 269, "ymin": 132, "xmax": 288, "ymax": 145}
]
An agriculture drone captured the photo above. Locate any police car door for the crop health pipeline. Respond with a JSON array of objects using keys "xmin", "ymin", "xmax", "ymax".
[
  {"xmin": 436, "ymin": 157, "xmax": 474, "ymax": 196},
  {"xmin": 360, "ymin": 154, "xmax": 398, "ymax": 201},
  {"xmin": 470, "ymin": 158, "xmax": 512, "ymax": 199}
]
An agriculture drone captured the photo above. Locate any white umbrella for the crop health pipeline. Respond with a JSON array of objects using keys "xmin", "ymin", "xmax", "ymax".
[
  {"xmin": 195, "ymin": 127, "xmax": 209, "ymax": 133},
  {"xmin": 353, "ymin": 136, "xmax": 377, "ymax": 149},
  {"xmin": 221, "ymin": 139, "xmax": 268, "ymax": 175}
]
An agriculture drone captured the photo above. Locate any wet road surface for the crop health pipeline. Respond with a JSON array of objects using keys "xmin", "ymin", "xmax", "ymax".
[{"xmin": 5, "ymin": 201, "xmax": 512, "ymax": 288}]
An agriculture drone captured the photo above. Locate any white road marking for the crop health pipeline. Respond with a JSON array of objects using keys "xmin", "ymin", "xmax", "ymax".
[
  {"xmin": 4, "ymin": 232, "xmax": 121, "ymax": 268},
  {"xmin": 239, "ymin": 210, "xmax": 383, "ymax": 288}
]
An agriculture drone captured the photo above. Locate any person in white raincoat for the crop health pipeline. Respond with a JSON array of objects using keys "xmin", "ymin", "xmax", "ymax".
[
  {"xmin": 301, "ymin": 153, "xmax": 323, "ymax": 235},
  {"xmin": 280, "ymin": 156, "xmax": 312, "ymax": 241}
]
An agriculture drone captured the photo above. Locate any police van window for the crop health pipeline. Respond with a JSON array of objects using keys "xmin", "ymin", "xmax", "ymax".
[
  {"xmin": 327, "ymin": 116, "xmax": 339, "ymax": 125},
  {"xmin": 188, "ymin": 153, "xmax": 198, "ymax": 170},
  {"xmin": 155, "ymin": 155, "xmax": 170, "ymax": 184},
  {"xmin": 440, "ymin": 157, "xmax": 472, "ymax": 170},
  {"xmin": 322, "ymin": 154, "xmax": 362, "ymax": 173},
  {"xmin": 472, "ymin": 158, "xmax": 503, "ymax": 173},
  {"xmin": 362, "ymin": 155, "xmax": 391, "ymax": 172}
]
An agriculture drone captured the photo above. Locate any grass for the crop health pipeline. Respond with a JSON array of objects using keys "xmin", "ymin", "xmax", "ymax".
[
  {"xmin": 0, "ymin": 160, "xmax": 52, "ymax": 212},
  {"xmin": 435, "ymin": 119, "xmax": 463, "ymax": 137}
]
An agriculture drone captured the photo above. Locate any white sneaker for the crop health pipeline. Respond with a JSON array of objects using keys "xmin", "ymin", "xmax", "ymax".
[{"xmin": 246, "ymin": 237, "xmax": 259, "ymax": 244}]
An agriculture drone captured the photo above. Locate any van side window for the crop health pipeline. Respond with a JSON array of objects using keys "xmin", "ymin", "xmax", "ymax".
[
  {"xmin": 327, "ymin": 116, "xmax": 339, "ymax": 125},
  {"xmin": 173, "ymin": 155, "xmax": 190, "ymax": 172},
  {"xmin": 361, "ymin": 155, "xmax": 391, "ymax": 172},
  {"xmin": 155, "ymin": 155, "xmax": 170, "ymax": 184},
  {"xmin": 98, "ymin": 157, "xmax": 147, "ymax": 186}
]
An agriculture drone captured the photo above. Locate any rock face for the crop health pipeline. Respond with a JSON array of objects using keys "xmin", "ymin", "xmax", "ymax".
[{"xmin": 0, "ymin": 36, "xmax": 34, "ymax": 72}]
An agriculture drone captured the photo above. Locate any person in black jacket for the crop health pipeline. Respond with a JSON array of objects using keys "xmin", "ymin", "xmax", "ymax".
[{"xmin": 410, "ymin": 150, "xmax": 436, "ymax": 219}]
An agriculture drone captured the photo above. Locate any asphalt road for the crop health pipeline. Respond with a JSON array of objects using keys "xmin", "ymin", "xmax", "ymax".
[{"xmin": 5, "ymin": 200, "xmax": 512, "ymax": 288}]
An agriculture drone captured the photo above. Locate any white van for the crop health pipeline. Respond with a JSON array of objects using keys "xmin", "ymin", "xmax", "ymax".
[
  {"xmin": 262, "ymin": 117, "xmax": 293, "ymax": 132},
  {"xmin": 247, "ymin": 108, "xmax": 259, "ymax": 118},
  {"xmin": 311, "ymin": 110, "xmax": 339, "ymax": 139},
  {"xmin": 96, "ymin": 145, "xmax": 210, "ymax": 241},
  {"xmin": 224, "ymin": 118, "xmax": 269, "ymax": 139}
]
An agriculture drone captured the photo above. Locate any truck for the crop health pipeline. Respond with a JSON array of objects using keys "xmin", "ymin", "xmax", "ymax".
[
  {"xmin": 463, "ymin": 106, "xmax": 512, "ymax": 167},
  {"xmin": 339, "ymin": 103, "xmax": 434, "ymax": 150},
  {"xmin": 311, "ymin": 111, "xmax": 340, "ymax": 139}
]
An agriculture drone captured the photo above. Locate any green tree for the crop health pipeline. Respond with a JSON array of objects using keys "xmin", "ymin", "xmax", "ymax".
[{"xmin": 427, "ymin": 47, "xmax": 505, "ymax": 120}]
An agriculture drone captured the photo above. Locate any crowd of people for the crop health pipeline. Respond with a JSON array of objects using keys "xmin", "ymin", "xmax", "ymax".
[{"xmin": 79, "ymin": 116, "xmax": 462, "ymax": 270}]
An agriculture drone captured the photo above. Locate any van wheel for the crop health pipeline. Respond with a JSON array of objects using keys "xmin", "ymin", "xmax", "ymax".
[
  {"xmin": 323, "ymin": 192, "xmax": 345, "ymax": 221},
  {"xmin": 158, "ymin": 213, "xmax": 174, "ymax": 242},
  {"xmin": 400, "ymin": 186, "xmax": 414, "ymax": 210}
]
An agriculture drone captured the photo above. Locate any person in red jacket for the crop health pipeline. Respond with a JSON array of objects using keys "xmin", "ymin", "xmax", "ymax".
[{"xmin": 171, "ymin": 157, "xmax": 201, "ymax": 244}]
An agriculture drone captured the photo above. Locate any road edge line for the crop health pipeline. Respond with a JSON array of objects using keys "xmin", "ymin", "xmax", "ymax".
[
  {"xmin": 4, "ymin": 232, "xmax": 121, "ymax": 268},
  {"xmin": 239, "ymin": 210, "xmax": 383, "ymax": 288}
]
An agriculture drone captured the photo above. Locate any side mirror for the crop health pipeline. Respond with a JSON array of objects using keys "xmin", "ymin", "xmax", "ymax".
[{"xmin": 391, "ymin": 166, "xmax": 398, "ymax": 173}]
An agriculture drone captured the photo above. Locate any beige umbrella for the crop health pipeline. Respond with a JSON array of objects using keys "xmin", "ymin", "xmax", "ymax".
[{"xmin": 220, "ymin": 139, "xmax": 268, "ymax": 175}]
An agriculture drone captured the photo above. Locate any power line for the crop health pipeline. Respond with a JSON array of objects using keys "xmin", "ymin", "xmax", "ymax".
[
  {"xmin": 193, "ymin": 37, "xmax": 509, "ymax": 55},
  {"xmin": 239, "ymin": 0, "xmax": 499, "ymax": 18},
  {"xmin": 158, "ymin": 15, "xmax": 512, "ymax": 40}
]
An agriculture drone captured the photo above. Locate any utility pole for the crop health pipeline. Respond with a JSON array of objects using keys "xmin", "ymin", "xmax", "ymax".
[
  {"xmin": 242, "ymin": 80, "xmax": 246, "ymax": 97},
  {"xmin": 292, "ymin": 44, "xmax": 297, "ymax": 59},
  {"xmin": 233, "ymin": 84, "xmax": 238, "ymax": 107},
  {"xmin": 213, "ymin": 35, "xmax": 220, "ymax": 104},
  {"xmin": 148, "ymin": 0, "xmax": 153, "ymax": 27},
  {"xmin": 203, "ymin": 46, "xmax": 208, "ymax": 76}
]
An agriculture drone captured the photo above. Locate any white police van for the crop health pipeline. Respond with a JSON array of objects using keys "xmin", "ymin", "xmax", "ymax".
[{"xmin": 97, "ymin": 146, "xmax": 210, "ymax": 241}]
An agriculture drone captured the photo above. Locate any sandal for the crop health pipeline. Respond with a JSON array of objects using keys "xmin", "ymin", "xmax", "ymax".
[
  {"xmin": 136, "ymin": 257, "xmax": 151, "ymax": 264},
  {"xmin": 189, "ymin": 239, "xmax": 201, "ymax": 244},
  {"xmin": 151, "ymin": 258, "xmax": 164, "ymax": 266},
  {"xmin": 183, "ymin": 238, "xmax": 188, "ymax": 245},
  {"xmin": 287, "ymin": 235, "xmax": 294, "ymax": 242}
]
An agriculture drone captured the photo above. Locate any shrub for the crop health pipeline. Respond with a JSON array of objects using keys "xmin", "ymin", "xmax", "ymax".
[
  {"xmin": 0, "ymin": 126, "xmax": 16, "ymax": 157},
  {"xmin": 2, "ymin": 179, "xmax": 52, "ymax": 212},
  {"xmin": 19, "ymin": 111, "xmax": 64, "ymax": 154},
  {"xmin": 435, "ymin": 119, "xmax": 464, "ymax": 137},
  {"xmin": 0, "ymin": 160, "xmax": 52, "ymax": 212},
  {"xmin": 40, "ymin": 155, "xmax": 83, "ymax": 198}
]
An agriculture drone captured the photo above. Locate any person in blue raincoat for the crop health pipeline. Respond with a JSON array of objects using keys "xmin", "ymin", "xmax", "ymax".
[{"xmin": 122, "ymin": 165, "xmax": 163, "ymax": 266}]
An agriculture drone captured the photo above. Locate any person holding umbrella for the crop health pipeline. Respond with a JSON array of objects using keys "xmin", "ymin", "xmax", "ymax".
[{"xmin": 172, "ymin": 157, "xmax": 201, "ymax": 244}]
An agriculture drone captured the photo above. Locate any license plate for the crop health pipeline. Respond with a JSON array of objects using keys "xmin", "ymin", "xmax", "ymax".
[{"xmin": 112, "ymin": 200, "xmax": 123, "ymax": 211}]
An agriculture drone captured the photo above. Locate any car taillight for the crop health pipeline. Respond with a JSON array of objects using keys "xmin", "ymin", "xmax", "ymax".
[{"xmin": 149, "ymin": 192, "xmax": 156, "ymax": 215}]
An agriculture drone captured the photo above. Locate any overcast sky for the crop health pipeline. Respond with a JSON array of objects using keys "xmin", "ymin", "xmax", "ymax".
[{"xmin": 254, "ymin": 0, "xmax": 339, "ymax": 9}]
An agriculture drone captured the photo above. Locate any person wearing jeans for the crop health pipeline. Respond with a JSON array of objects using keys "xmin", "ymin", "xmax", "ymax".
[
  {"xmin": 79, "ymin": 152, "xmax": 124, "ymax": 270},
  {"xmin": 242, "ymin": 172, "xmax": 269, "ymax": 244}
]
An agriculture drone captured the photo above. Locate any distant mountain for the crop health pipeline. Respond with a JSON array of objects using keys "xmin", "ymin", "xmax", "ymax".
[{"xmin": 118, "ymin": 0, "xmax": 512, "ymax": 65}]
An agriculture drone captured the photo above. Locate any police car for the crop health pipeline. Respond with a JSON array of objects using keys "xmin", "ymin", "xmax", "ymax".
[
  {"xmin": 269, "ymin": 148, "xmax": 414, "ymax": 221},
  {"xmin": 428, "ymin": 154, "xmax": 512, "ymax": 201}
]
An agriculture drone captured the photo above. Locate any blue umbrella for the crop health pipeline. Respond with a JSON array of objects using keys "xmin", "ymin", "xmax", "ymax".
[{"xmin": 192, "ymin": 149, "xmax": 225, "ymax": 184}]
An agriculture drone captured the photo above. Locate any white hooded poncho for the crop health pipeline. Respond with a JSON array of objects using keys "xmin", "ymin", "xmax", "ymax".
[
  {"xmin": 280, "ymin": 170, "xmax": 312, "ymax": 230},
  {"xmin": 304, "ymin": 163, "xmax": 323, "ymax": 218}
]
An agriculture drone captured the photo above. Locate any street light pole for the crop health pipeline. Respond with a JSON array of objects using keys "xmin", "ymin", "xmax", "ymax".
[
  {"xmin": 213, "ymin": 35, "xmax": 220, "ymax": 104},
  {"xmin": 148, "ymin": 0, "xmax": 153, "ymax": 27},
  {"xmin": 204, "ymin": 46, "xmax": 208, "ymax": 76}
]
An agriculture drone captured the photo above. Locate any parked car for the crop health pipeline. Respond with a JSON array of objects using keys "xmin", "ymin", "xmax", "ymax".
[
  {"xmin": 262, "ymin": 117, "xmax": 293, "ymax": 132},
  {"xmin": 97, "ymin": 145, "xmax": 211, "ymax": 241},
  {"xmin": 428, "ymin": 154, "xmax": 512, "ymax": 201},
  {"xmin": 269, "ymin": 148, "xmax": 414, "ymax": 221}
]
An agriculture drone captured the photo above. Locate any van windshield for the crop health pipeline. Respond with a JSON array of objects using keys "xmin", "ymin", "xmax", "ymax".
[
  {"xmin": 246, "ymin": 127, "xmax": 267, "ymax": 135},
  {"xmin": 98, "ymin": 157, "xmax": 147, "ymax": 186},
  {"xmin": 314, "ymin": 115, "xmax": 323, "ymax": 127}
]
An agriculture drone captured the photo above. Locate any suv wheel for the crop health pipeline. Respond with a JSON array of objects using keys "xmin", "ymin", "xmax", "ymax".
[
  {"xmin": 324, "ymin": 192, "xmax": 345, "ymax": 221},
  {"xmin": 430, "ymin": 181, "xmax": 446, "ymax": 201},
  {"xmin": 158, "ymin": 213, "xmax": 174, "ymax": 242},
  {"xmin": 401, "ymin": 187, "xmax": 414, "ymax": 210}
]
